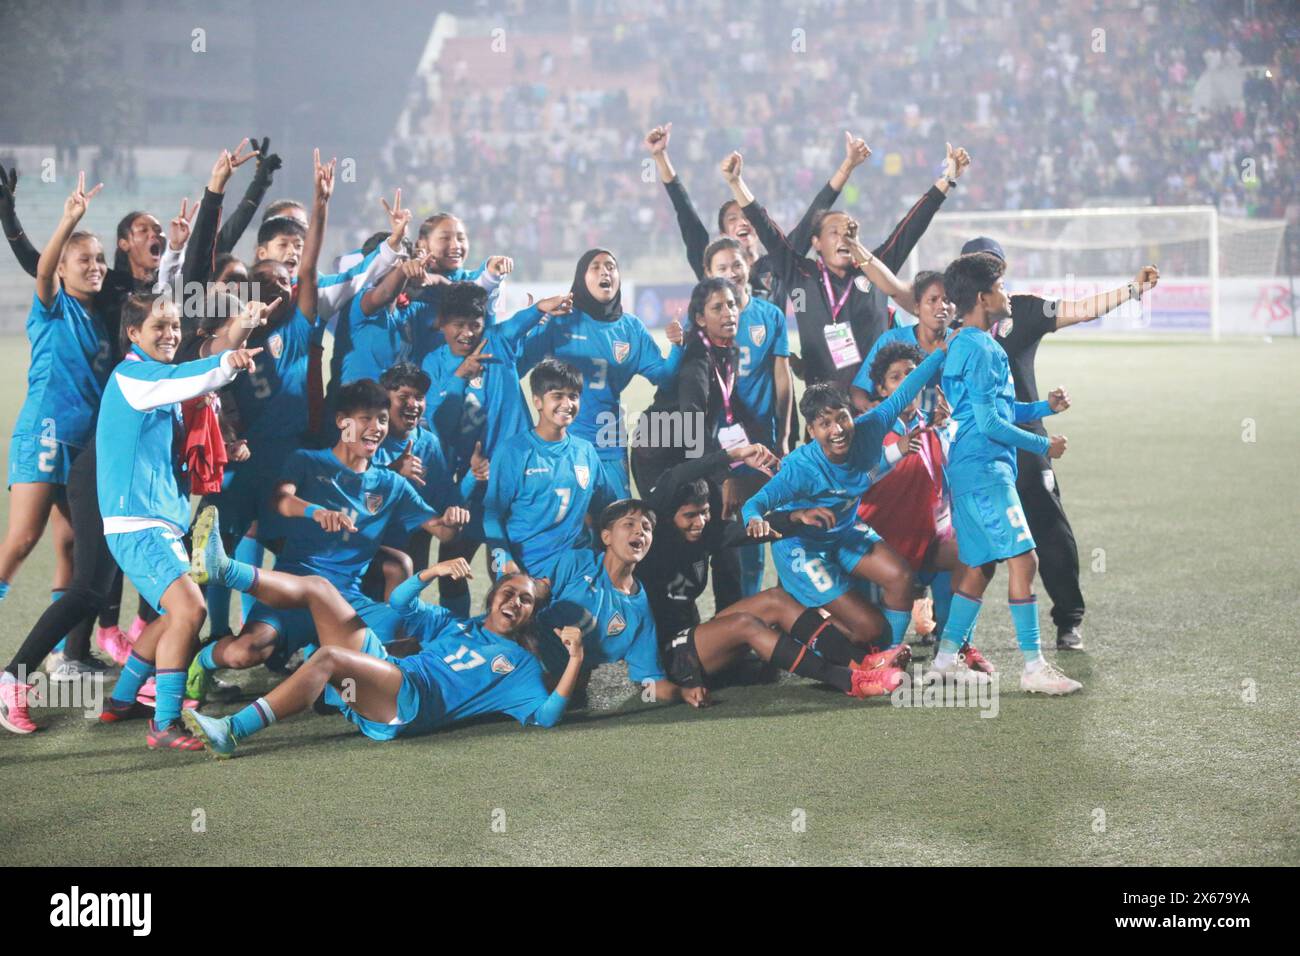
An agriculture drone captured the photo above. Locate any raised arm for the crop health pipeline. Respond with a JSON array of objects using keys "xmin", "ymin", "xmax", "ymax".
[
  {"xmin": 315, "ymin": 188, "xmax": 409, "ymax": 320},
  {"xmin": 782, "ymin": 132, "xmax": 871, "ymax": 255},
  {"xmin": 297, "ymin": 149, "xmax": 333, "ymax": 322},
  {"xmin": 36, "ymin": 172, "xmax": 103, "ymax": 307},
  {"xmin": 216, "ymin": 135, "xmax": 280, "ymax": 254},
  {"xmin": 1054, "ymin": 266, "xmax": 1160, "ymax": 328},
  {"xmin": 0, "ymin": 165, "xmax": 41, "ymax": 276},
  {"xmin": 182, "ymin": 141, "xmax": 257, "ymax": 288},
  {"xmin": 871, "ymin": 143, "xmax": 970, "ymax": 273},
  {"xmin": 723, "ymin": 152, "xmax": 800, "ymax": 276},
  {"xmin": 645, "ymin": 122, "xmax": 709, "ymax": 280}
]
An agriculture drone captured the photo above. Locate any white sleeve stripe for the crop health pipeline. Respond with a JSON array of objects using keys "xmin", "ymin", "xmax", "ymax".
[{"xmin": 115, "ymin": 360, "xmax": 237, "ymax": 412}]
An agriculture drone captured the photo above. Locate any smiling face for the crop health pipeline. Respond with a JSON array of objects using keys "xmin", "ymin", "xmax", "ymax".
[
  {"xmin": 486, "ymin": 574, "xmax": 536, "ymax": 633},
  {"xmin": 706, "ymin": 246, "xmax": 750, "ymax": 297},
  {"xmin": 532, "ymin": 387, "xmax": 580, "ymax": 432},
  {"xmin": 420, "ymin": 217, "xmax": 468, "ymax": 273},
  {"xmin": 980, "ymin": 275, "xmax": 1012, "ymax": 321},
  {"xmin": 336, "ymin": 406, "xmax": 389, "ymax": 459},
  {"xmin": 584, "ymin": 253, "xmax": 619, "ymax": 304},
  {"xmin": 387, "ymin": 385, "xmax": 426, "ymax": 438},
  {"xmin": 119, "ymin": 214, "xmax": 163, "ymax": 275},
  {"xmin": 720, "ymin": 202, "xmax": 758, "ymax": 257},
  {"xmin": 672, "ymin": 500, "xmax": 711, "ymax": 543},
  {"xmin": 58, "ymin": 236, "xmax": 107, "ymax": 300},
  {"xmin": 601, "ymin": 509, "xmax": 654, "ymax": 564},
  {"xmin": 441, "ymin": 314, "xmax": 485, "ymax": 357},
  {"xmin": 811, "ymin": 213, "xmax": 855, "ymax": 272},
  {"xmin": 129, "ymin": 300, "xmax": 182, "ymax": 363},
  {"xmin": 694, "ymin": 287, "xmax": 739, "ymax": 344},
  {"xmin": 808, "ymin": 404, "xmax": 855, "ymax": 461},
  {"xmin": 915, "ymin": 281, "xmax": 949, "ymax": 335}
]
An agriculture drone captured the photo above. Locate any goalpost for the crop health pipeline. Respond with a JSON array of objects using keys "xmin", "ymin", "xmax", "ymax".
[{"xmin": 907, "ymin": 206, "xmax": 1291, "ymax": 340}]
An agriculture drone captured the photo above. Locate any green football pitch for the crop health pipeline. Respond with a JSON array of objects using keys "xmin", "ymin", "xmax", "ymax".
[{"xmin": 0, "ymin": 334, "xmax": 1296, "ymax": 866}]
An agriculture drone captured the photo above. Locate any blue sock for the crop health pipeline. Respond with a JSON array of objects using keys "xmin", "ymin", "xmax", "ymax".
[
  {"xmin": 51, "ymin": 589, "xmax": 68, "ymax": 653},
  {"xmin": 230, "ymin": 696, "xmax": 277, "ymax": 740},
  {"xmin": 930, "ymin": 572, "xmax": 954, "ymax": 639},
  {"xmin": 1009, "ymin": 596, "xmax": 1043, "ymax": 664},
  {"xmin": 0, "ymin": 579, "xmax": 9, "ymax": 601},
  {"xmin": 206, "ymin": 583, "xmax": 232, "ymax": 636},
  {"xmin": 738, "ymin": 542, "xmax": 765, "ymax": 597},
  {"xmin": 153, "ymin": 668, "xmax": 186, "ymax": 730},
  {"xmin": 233, "ymin": 538, "xmax": 263, "ymax": 614},
  {"xmin": 443, "ymin": 591, "xmax": 471, "ymax": 618},
  {"xmin": 111, "ymin": 651, "xmax": 155, "ymax": 705},
  {"xmin": 938, "ymin": 592, "xmax": 982, "ymax": 659},
  {"xmin": 883, "ymin": 605, "xmax": 911, "ymax": 649},
  {"xmin": 197, "ymin": 642, "xmax": 219, "ymax": 671}
]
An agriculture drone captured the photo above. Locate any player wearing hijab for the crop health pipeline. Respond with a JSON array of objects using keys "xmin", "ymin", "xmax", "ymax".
[{"xmin": 520, "ymin": 249, "xmax": 683, "ymax": 498}]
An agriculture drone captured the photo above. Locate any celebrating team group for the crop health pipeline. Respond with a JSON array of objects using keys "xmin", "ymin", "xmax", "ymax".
[{"xmin": 0, "ymin": 123, "xmax": 1160, "ymax": 753}]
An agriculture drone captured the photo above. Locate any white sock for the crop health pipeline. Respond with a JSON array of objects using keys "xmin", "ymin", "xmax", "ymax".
[
  {"xmin": 1024, "ymin": 655, "xmax": 1046, "ymax": 672},
  {"xmin": 933, "ymin": 650, "xmax": 955, "ymax": 669},
  {"xmin": 0, "ymin": 670, "xmax": 16, "ymax": 685}
]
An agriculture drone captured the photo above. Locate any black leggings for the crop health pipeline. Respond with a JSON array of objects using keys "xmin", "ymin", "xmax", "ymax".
[{"xmin": 4, "ymin": 442, "xmax": 123, "ymax": 677}]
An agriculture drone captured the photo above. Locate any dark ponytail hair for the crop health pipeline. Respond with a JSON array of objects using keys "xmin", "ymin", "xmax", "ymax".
[
  {"xmin": 113, "ymin": 210, "xmax": 150, "ymax": 274},
  {"xmin": 484, "ymin": 573, "xmax": 539, "ymax": 655},
  {"xmin": 687, "ymin": 276, "xmax": 735, "ymax": 331},
  {"xmin": 119, "ymin": 291, "xmax": 175, "ymax": 355}
]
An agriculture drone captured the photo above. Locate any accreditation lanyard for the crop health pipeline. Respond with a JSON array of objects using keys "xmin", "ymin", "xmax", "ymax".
[{"xmin": 818, "ymin": 259, "xmax": 854, "ymax": 323}]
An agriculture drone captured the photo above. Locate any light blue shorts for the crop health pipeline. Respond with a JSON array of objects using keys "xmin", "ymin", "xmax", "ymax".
[
  {"xmin": 106, "ymin": 527, "xmax": 191, "ymax": 613},
  {"xmin": 951, "ymin": 482, "xmax": 1036, "ymax": 567},
  {"xmin": 771, "ymin": 521, "xmax": 882, "ymax": 607}
]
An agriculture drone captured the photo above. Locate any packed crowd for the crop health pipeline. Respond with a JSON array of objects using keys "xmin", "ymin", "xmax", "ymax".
[{"xmin": 371, "ymin": 0, "xmax": 1298, "ymax": 272}]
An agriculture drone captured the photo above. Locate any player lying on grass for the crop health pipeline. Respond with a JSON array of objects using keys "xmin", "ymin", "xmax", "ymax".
[
  {"xmin": 636, "ymin": 444, "xmax": 908, "ymax": 701},
  {"xmin": 934, "ymin": 251, "xmax": 1081, "ymax": 694},
  {"xmin": 94, "ymin": 294, "xmax": 262, "ymax": 750},
  {"xmin": 182, "ymin": 564, "xmax": 582, "ymax": 757},
  {"xmin": 853, "ymin": 342, "xmax": 994, "ymax": 674},
  {"xmin": 741, "ymin": 342, "xmax": 947, "ymax": 657},
  {"xmin": 185, "ymin": 381, "xmax": 469, "ymax": 700}
]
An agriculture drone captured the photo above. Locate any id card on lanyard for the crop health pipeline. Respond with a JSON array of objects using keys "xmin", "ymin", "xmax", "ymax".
[
  {"xmin": 819, "ymin": 261, "xmax": 861, "ymax": 370},
  {"xmin": 703, "ymin": 332, "xmax": 748, "ymax": 468}
]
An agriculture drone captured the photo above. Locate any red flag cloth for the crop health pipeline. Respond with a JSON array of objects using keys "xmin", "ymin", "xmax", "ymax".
[{"xmin": 182, "ymin": 396, "xmax": 229, "ymax": 496}]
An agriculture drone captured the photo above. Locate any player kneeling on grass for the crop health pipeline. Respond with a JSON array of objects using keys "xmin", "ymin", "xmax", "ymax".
[
  {"xmin": 740, "ymin": 344, "xmax": 946, "ymax": 664},
  {"xmin": 95, "ymin": 293, "xmax": 262, "ymax": 751},
  {"xmin": 936, "ymin": 252, "xmax": 1080, "ymax": 695},
  {"xmin": 535, "ymin": 499, "xmax": 704, "ymax": 707},
  {"xmin": 182, "ymin": 565, "xmax": 582, "ymax": 756},
  {"xmin": 185, "ymin": 380, "xmax": 470, "ymax": 700},
  {"xmin": 637, "ymin": 444, "xmax": 906, "ymax": 701}
]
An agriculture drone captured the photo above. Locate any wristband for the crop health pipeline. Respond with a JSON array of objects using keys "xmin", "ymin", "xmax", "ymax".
[
  {"xmin": 304, "ymin": 504, "xmax": 321, "ymax": 519},
  {"xmin": 1128, "ymin": 281, "xmax": 1142, "ymax": 300}
]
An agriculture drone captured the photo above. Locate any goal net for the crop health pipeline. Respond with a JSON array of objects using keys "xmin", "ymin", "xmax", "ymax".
[{"xmin": 907, "ymin": 206, "xmax": 1292, "ymax": 338}]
